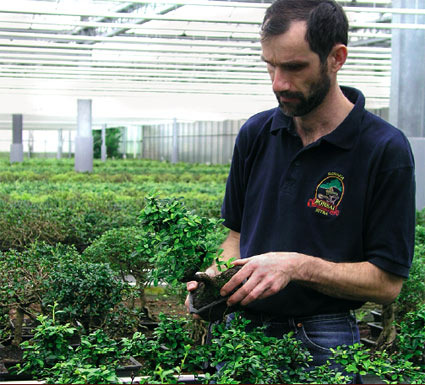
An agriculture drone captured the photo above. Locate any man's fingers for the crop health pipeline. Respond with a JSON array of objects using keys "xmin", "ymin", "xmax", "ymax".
[
  {"xmin": 231, "ymin": 258, "xmax": 250, "ymax": 266},
  {"xmin": 226, "ymin": 271, "xmax": 264, "ymax": 306},
  {"xmin": 186, "ymin": 280, "xmax": 198, "ymax": 292},
  {"xmin": 220, "ymin": 265, "xmax": 252, "ymax": 297},
  {"xmin": 185, "ymin": 281, "xmax": 202, "ymax": 319}
]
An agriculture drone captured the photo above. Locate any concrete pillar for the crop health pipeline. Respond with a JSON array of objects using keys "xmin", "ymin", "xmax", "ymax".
[
  {"xmin": 57, "ymin": 129, "xmax": 63, "ymax": 159},
  {"xmin": 68, "ymin": 130, "xmax": 72, "ymax": 158},
  {"xmin": 171, "ymin": 118, "xmax": 179, "ymax": 164},
  {"xmin": 10, "ymin": 114, "xmax": 24, "ymax": 163},
  {"xmin": 389, "ymin": 0, "xmax": 425, "ymax": 137},
  {"xmin": 122, "ymin": 126, "xmax": 127, "ymax": 159},
  {"xmin": 75, "ymin": 99, "xmax": 93, "ymax": 172},
  {"xmin": 390, "ymin": 1, "xmax": 425, "ymax": 211},
  {"xmin": 28, "ymin": 130, "xmax": 33, "ymax": 158},
  {"xmin": 101, "ymin": 124, "xmax": 107, "ymax": 162},
  {"xmin": 409, "ymin": 138, "xmax": 425, "ymax": 210},
  {"xmin": 141, "ymin": 125, "xmax": 145, "ymax": 159}
]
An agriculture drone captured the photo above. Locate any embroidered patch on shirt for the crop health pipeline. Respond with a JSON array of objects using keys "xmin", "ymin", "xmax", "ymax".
[{"xmin": 307, "ymin": 172, "xmax": 345, "ymax": 216}]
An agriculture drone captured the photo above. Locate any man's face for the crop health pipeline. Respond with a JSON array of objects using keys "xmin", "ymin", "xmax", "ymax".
[
  {"xmin": 274, "ymin": 62, "xmax": 330, "ymax": 117},
  {"xmin": 261, "ymin": 21, "xmax": 332, "ymax": 117}
]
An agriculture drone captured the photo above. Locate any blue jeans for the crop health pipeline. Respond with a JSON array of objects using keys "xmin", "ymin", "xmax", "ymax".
[{"xmin": 223, "ymin": 311, "xmax": 362, "ymax": 383}]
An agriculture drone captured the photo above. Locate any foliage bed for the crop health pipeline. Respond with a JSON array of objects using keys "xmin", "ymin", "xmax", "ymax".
[{"xmin": 0, "ymin": 158, "xmax": 424, "ymax": 384}]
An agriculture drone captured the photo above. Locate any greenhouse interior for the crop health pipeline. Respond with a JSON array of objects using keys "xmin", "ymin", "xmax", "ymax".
[{"xmin": 0, "ymin": 0, "xmax": 425, "ymax": 384}]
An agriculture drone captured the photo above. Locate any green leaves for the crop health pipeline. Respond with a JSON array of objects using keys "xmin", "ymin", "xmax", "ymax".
[
  {"xmin": 207, "ymin": 313, "xmax": 313, "ymax": 384},
  {"xmin": 138, "ymin": 196, "xmax": 225, "ymax": 286},
  {"xmin": 395, "ymin": 302, "xmax": 425, "ymax": 369},
  {"xmin": 330, "ymin": 342, "xmax": 425, "ymax": 384},
  {"xmin": 42, "ymin": 255, "xmax": 126, "ymax": 332},
  {"xmin": 396, "ymin": 225, "xmax": 425, "ymax": 316}
]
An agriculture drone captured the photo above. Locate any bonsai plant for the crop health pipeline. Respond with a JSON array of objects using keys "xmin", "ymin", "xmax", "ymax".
[
  {"xmin": 138, "ymin": 195, "xmax": 224, "ymax": 284},
  {"xmin": 82, "ymin": 226, "xmax": 153, "ymax": 312},
  {"xmin": 0, "ymin": 242, "xmax": 80, "ymax": 347},
  {"xmin": 138, "ymin": 195, "xmax": 241, "ymax": 321},
  {"xmin": 42, "ymin": 256, "xmax": 127, "ymax": 333}
]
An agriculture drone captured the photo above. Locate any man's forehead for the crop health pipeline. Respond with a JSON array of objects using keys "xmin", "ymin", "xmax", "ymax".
[{"xmin": 260, "ymin": 22, "xmax": 317, "ymax": 64}]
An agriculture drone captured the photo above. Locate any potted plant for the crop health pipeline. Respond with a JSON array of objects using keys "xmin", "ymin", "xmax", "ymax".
[{"xmin": 138, "ymin": 196, "xmax": 240, "ymax": 321}]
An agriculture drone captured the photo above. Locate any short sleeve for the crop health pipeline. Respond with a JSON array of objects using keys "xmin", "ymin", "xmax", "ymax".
[
  {"xmin": 221, "ymin": 135, "xmax": 245, "ymax": 232},
  {"xmin": 364, "ymin": 135, "xmax": 416, "ymax": 278}
]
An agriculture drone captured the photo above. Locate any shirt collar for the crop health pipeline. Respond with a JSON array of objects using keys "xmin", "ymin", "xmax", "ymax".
[{"xmin": 269, "ymin": 86, "xmax": 365, "ymax": 150}]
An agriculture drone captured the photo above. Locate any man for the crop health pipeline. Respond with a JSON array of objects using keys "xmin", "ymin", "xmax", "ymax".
[{"xmin": 186, "ymin": 0, "xmax": 415, "ymax": 377}]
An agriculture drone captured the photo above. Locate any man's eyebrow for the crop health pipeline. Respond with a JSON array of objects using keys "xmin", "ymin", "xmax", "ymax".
[{"xmin": 260, "ymin": 56, "xmax": 309, "ymax": 69}]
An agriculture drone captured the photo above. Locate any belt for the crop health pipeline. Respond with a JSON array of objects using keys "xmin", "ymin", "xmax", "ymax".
[{"xmin": 240, "ymin": 310, "xmax": 352, "ymax": 324}]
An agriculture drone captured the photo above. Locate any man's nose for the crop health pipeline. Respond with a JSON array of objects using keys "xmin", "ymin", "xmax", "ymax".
[{"xmin": 272, "ymin": 67, "xmax": 290, "ymax": 93}]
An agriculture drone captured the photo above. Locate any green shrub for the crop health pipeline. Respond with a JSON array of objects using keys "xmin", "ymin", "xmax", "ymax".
[
  {"xmin": 83, "ymin": 226, "xmax": 153, "ymax": 309},
  {"xmin": 93, "ymin": 127, "xmax": 122, "ymax": 159},
  {"xmin": 131, "ymin": 313, "xmax": 200, "ymax": 374},
  {"xmin": 206, "ymin": 314, "xmax": 315, "ymax": 384},
  {"xmin": 395, "ymin": 302, "xmax": 425, "ymax": 370},
  {"xmin": 417, "ymin": 208, "xmax": 425, "ymax": 227},
  {"xmin": 0, "ymin": 305, "xmax": 12, "ymax": 343},
  {"xmin": 330, "ymin": 343, "xmax": 424, "ymax": 384},
  {"xmin": 0, "ymin": 242, "xmax": 80, "ymax": 345},
  {"xmin": 139, "ymin": 196, "xmax": 224, "ymax": 286},
  {"xmin": 396, "ymin": 225, "xmax": 425, "ymax": 315},
  {"xmin": 0, "ymin": 199, "xmax": 66, "ymax": 251},
  {"xmin": 42, "ymin": 257, "xmax": 127, "ymax": 332},
  {"xmin": 0, "ymin": 195, "xmax": 144, "ymax": 252},
  {"xmin": 14, "ymin": 308, "xmax": 123, "ymax": 384},
  {"xmin": 48, "ymin": 195, "xmax": 143, "ymax": 251},
  {"xmin": 14, "ymin": 307, "xmax": 77, "ymax": 379}
]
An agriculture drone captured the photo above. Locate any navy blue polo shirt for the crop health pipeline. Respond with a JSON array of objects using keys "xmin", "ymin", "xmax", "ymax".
[{"xmin": 221, "ymin": 86, "xmax": 416, "ymax": 317}]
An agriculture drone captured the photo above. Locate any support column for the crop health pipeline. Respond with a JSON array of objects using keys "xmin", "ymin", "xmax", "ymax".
[
  {"xmin": 75, "ymin": 99, "xmax": 93, "ymax": 172},
  {"xmin": 389, "ymin": 0, "xmax": 425, "ymax": 137},
  {"xmin": 122, "ymin": 126, "xmax": 127, "ymax": 159},
  {"xmin": 140, "ymin": 125, "xmax": 145, "ymax": 159},
  {"xmin": 57, "ymin": 129, "xmax": 63, "ymax": 159},
  {"xmin": 10, "ymin": 114, "xmax": 23, "ymax": 163},
  {"xmin": 68, "ymin": 130, "xmax": 72, "ymax": 158},
  {"xmin": 390, "ymin": 1, "xmax": 425, "ymax": 210},
  {"xmin": 28, "ymin": 130, "xmax": 34, "ymax": 158},
  {"xmin": 171, "ymin": 118, "xmax": 179, "ymax": 164},
  {"xmin": 101, "ymin": 124, "xmax": 107, "ymax": 162}
]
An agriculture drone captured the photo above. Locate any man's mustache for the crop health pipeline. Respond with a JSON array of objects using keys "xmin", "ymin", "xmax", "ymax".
[{"xmin": 275, "ymin": 91, "xmax": 304, "ymax": 99}]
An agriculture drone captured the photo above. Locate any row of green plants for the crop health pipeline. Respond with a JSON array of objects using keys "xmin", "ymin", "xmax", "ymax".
[
  {"xmin": 11, "ymin": 306, "xmax": 425, "ymax": 384},
  {"xmin": 1, "ymin": 195, "xmax": 424, "ymax": 383},
  {"xmin": 0, "ymin": 158, "xmax": 425, "ymax": 383},
  {"xmin": 0, "ymin": 158, "xmax": 230, "ymax": 177},
  {"xmin": 0, "ymin": 159, "xmax": 228, "ymax": 252},
  {"xmin": 0, "ymin": 196, "xmax": 226, "ymax": 344}
]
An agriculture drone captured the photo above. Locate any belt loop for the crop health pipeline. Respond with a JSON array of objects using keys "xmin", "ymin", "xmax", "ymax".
[{"xmin": 288, "ymin": 317, "xmax": 297, "ymax": 334}]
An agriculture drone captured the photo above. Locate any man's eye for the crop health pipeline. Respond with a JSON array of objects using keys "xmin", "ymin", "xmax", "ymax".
[{"xmin": 284, "ymin": 64, "xmax": 307, "ymax": 71}]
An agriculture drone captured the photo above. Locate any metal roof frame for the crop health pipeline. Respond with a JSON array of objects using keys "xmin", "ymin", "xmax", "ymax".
[{"xmin": 0, "ymin": 0, "xmax": 423, "ymax": 127}]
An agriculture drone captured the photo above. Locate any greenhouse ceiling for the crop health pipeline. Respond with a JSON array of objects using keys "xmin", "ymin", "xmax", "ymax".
[{"xmin": 0, "ymin": 0, "xmax": 424, "ymax": 127}]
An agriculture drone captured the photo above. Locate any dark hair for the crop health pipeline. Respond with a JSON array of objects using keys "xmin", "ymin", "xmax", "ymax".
[{"xmin": 261, "ymin": 0, "xmax": 348, "ymax": 63}]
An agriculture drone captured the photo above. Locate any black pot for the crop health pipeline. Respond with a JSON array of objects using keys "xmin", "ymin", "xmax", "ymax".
[
  {"xmin": 116, "ymin": 356, "xmax": 142, "ymax": 377},
  {"xmin": 188, "ymin": 292, "xmax": 239, "ymax": 322}
]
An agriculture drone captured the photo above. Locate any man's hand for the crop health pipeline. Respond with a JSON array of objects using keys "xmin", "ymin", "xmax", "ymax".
[
  {"xmin": 185, "ymin": 267, "xmax": 218, "ymax": 317},
  {"xmin": 185, "ymin": 280, "xmax": 200, "ymax": 318},
  {"xmin": 219, "ymin": 251, "xmax": 404, "ymax": 307},
  {"xmin": 185, "ymin": 229, "xmax": 242, "ymax": 315},
  {"xmin": 220, "ymin": 252, "xmax": 303, "ymax": 306}
]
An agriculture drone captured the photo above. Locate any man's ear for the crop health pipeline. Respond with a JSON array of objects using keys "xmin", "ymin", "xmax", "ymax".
[{"xmin": 328, "ymin": 44, "xmax": 348, "ymax": 73}]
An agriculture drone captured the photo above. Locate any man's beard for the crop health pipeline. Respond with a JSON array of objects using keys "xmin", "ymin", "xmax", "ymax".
[{"xmin": 275, "ymin": 64, "xmax": 331, "ymax": 117}]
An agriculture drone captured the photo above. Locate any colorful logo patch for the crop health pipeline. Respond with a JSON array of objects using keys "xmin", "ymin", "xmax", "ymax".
[{"xmin": 307, "ymin": 172, "xmax": 345, "ymax": 216}]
